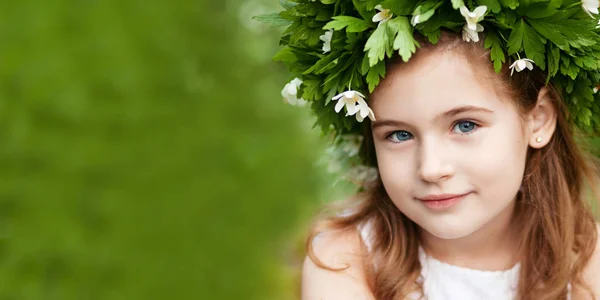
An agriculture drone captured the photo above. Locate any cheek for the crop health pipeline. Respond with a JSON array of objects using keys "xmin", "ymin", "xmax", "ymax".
[
  {"xmin": 468, "ymin": 123, "xmax": 528, "ymax": 198},
  {"xmin": 374, "ymin": 144, "xmax": 416, "ymax": 195}
]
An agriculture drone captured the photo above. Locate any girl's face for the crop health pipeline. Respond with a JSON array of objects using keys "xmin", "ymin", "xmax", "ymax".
[{"xmin": 370, "ymin": 50, "xmax": 529, "ymax": 239}]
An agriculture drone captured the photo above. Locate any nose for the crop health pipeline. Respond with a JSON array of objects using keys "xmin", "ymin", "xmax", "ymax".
[{"xmin": 417, "ymin": 138, "xmax": 454, "ymax": 183}]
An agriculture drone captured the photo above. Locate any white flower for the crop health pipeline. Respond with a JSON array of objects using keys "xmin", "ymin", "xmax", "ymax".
[
  {"xmin": 583, "ymin": 0, "xmax": 599, "ymax": 16},
  {"xmin": 411, "ymin": 14, "xmax": 421, "ymax": 26},
  {"xmin": 333, "ymin": 90, "xmax": 361, "ymax": 115},
  {"xmin": 332, "ymin": 90, "xmax": 376, "ymax": 122},
  {"xmin": 372, "ymin": 5, "xmax": 393, "ymax": 25},
  {"xmin": 352, "ymin": 98, "xmax": 376, "ymax": 122},
  {"xmin": 462, "ymin": 23, "xmax": 484, "ymax": 42},
  {"xmin": 509, "ymin": 58, "xmax": 535, "ymax": 76},
  {"xmin": 459, "ymin": 5, "xmax": 487, "ymax": 31},
  {"xmin": 320, "ymin": 30, "xmax": 333, "ymax": 53},
  {"xmin": 281, "ymin": 78, "xmax": 307, "ymax": 106}
]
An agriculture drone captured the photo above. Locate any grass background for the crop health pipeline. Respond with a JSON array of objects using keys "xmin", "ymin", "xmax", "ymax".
[
  {"xmin": 0, "ymin": 0, "xmax": 341, "ymax": 299},
  {"xmin": 0, "ymin": 0, "xmax": 597, "ymax": 299}
]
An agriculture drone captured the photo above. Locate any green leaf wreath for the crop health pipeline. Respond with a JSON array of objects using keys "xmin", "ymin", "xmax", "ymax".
[{"xmin": 256, "ymin": 0, "xmax": 600, "ymax": 181}]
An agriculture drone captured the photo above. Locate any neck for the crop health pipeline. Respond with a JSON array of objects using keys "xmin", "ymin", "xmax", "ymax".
[{"xmin": 418, "ymin": 199, "xmax": 522, "ymax": 271}]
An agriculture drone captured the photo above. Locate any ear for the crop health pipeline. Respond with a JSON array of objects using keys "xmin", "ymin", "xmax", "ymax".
[{"xmin": 527, "ymin": 87, "xmax": 557, "ymax": 149}]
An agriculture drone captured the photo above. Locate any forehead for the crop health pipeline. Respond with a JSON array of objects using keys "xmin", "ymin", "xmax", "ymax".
[{"xmin": 370, "ymin": 51, "xmax": 509, "ymax": 121}]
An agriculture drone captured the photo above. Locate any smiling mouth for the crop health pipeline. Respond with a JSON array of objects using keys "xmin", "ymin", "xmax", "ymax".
[{"xmin": 417, "ymin": 193, "xmax": 470, "ymax": 210}]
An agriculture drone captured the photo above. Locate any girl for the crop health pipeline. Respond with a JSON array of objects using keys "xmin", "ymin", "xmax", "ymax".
[
  {"xmin": 302, "ymin": 33, "xmax": 600, "ymax": 299},
  {"xmin": 262, "ymin": 0, "xmax": 600, "ymax": 299}
]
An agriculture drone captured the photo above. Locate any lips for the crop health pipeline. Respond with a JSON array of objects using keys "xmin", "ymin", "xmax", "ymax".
[
  {"xmin": 418, "ymin": 193, "xmax": 470, "ymax": 201},
  {"xmin": 417, "ymin": 192, "xmax": 470, "ymax": 210}
]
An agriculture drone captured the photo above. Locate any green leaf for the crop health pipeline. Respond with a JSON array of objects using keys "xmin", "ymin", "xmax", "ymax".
[
  {"xmin": 303, "ymin": 52, "xmax": 341, "ymax": 75},
  {"xmin": 528, "ymin": 19, "xmax": 569, "ymax": 51},
  {"xmin": 451, "ymin": 0, "xmax": 465, "ymax": 9},
  {"xmin": 300, "ymin": 79, "xmax": 324, "ymax": 101},
  {"xmin": 522, "ymin": 22, "xmax": 546, "ymax": 70},
  {"xmin": 412, "ymin": 0, "xmax": 444, "ymax": 25},
  {"xmin": 360, "ymin": 54, "xmax": 370, "ymax": 75},
  {"xmin": 547, "ymin": 44, "xmax": 560, "ymax": 79},
  {"xmin": 560, "ymin": 57, "xmax": 580, "ymax": 80},
  {"xmin": 366, "ymin": 61, "xmax": 386, "ymax": 92},
  {"xmin": 279, "ymin": 0, "xmax": 297, "ymax": 10},
  {"xmin": 498, "ymin": 0, "xmax": 518, "ymax": 9},
  {"xmin": 273, "ymin": 47, "xmax": 297, "ymax": 63},
  {"xmin": 484, "ymin": 32, "xmax": 505, "ymax": 73},
  {"xmin": 364, "ymin": 22, "xmax": 391, "ymax": 66},
  {"xmin": 315, "ymin": 9, "xmax": 333, "ymax": 21},
  {"xmin": 388, "ymin": 17, "xmax": 418, "ymax": 62},
  {"xmin": 353, "ymin": 0, "xmax": 375, "ymax": 20},
  {"xmin": 507, "ymin": 19, "xmax": 525, "ymax": 55},
  {"xmin": 320, "ymin": 0, "xmax": 337, "ymax": 4},
  {"xmin": 476, "ymin": 0, "xmax": 501, "ymax": 13},
  {"xmin": 423, "ymin": 29, "xmax": 441, "ymax": 44},
  {"xmin": 252, "ymin": 12, "xmax": 294, "ymax": 28},
  {"xmin": 323, "ymin": 16, "xmax": 373, "ymax": 32},
  {"xmin": 528, "ymin": 19, "xmax": 596, "ymax": 51},
  {"xmin": 495, "ymin": 10, "xmax": 518, "ymax": 28},
  {"xmin": 523, "ymin": 2, "xmax": 559, "ymax": 19},
  {"xmin": 382, "ymin": 0, "xmax": 420, "ymax": 15}
]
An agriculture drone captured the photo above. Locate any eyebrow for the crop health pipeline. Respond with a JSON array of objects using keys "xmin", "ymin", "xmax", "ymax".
[{"xmin": 371, "ymin": 105, "xmax": 495, "ymax": 130}]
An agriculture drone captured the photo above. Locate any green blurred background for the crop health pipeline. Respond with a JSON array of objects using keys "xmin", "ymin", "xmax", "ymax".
[
  {"xmin": 0, "ymin": 1, "xmax": 598, "ymax": 300},
  {"xmin": 0, "ymin": 0, "xmax": 346, "ymax": 299}
]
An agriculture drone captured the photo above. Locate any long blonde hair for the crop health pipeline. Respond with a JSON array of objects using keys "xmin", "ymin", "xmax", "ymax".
[{"xmin": 306, "ymin": 32, "xmax": 600, "ymax": 300}]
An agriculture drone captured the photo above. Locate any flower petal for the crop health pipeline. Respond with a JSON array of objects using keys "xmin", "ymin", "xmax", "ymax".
[
  {"xmin": 375, "ymin": 5, "xmax": 383, "ymax": 11},
  {"xmin": 526, "ymin": 62, "xmax": 533, "ymax": 70},
  {"xmin": 411, "ymin": 15, "xmax": 420, "ymax": 26},
  {"xmin": 296, "ymin": 98, "xmax": 307, "ymax": 107},
  {"xmin": 356, "ymin": 113, "xmax": 365, "ymax": 122},
  {"xmin": 460, "ymin": 6, "xmax": 469, "ymax": 17},
  {"xmin": 368, "ymin": 108, "xmax": 376, "ymax": 121},
  {"xmin": 372, "ymin": 13, "xmax": 383, "ymax": 23},
  {"xmin": 473, "ymin": 6, "xmax": 487, "ymax": 18},
  {"xmin": 360, "ymin": 106, "xmax": 369, "ymax": 118},
  {"xmin": 334, "ymin": 98, "xmax": 345, "ymax": 113},
  {"xmin": 332, "ymin": 93, "xmax": 344, "ymax": 100},
  {"xmin": 346, "ymin": 100, "xmax": 358, "ymax": 115},
  {"xmin": 462, "ymin": 30, "xmax": 470, "ymax": 42}
]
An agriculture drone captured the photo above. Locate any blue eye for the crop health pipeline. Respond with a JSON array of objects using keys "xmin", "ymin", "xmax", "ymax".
[
  {"xmin": 388, "ymin": 131, "xmax": 413, "ymax": 143},
  {"xmin": 453, "ymin": 121, "xmax": 477, "ymax": 134}
]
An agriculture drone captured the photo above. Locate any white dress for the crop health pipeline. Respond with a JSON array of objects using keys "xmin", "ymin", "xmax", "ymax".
[{"xmin": 359, "ymin": 222, "xmax": 571, "ymax": 300}]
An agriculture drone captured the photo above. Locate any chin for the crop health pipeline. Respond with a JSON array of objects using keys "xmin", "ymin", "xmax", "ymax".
[{"xmin": 416, "ymin": 217, "xmax": 484, "ymax": 240}]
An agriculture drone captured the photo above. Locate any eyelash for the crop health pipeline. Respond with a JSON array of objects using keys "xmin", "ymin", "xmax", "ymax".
[{"xmin": 385, "ymin": 119, "xmax": 481, "ymax": 143}]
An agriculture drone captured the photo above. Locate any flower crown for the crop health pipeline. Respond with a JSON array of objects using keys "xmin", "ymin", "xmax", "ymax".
[{"xmin": 256, "ymin": 0, "xmax": 600, "ymax": 182}]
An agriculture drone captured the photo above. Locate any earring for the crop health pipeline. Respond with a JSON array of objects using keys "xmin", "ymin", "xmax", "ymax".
[{"xmin": 536, "ymin": 136, "xmax": 543, "ymax": 143}]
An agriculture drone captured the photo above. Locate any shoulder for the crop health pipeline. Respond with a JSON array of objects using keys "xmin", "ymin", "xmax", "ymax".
[
  {"xmin": 580, "ymin": 222, "xmax": 600, "ymax": 299},
  {"xmin": 301, "ymin": 228, "xmax": 374, "ymax": 300}
]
